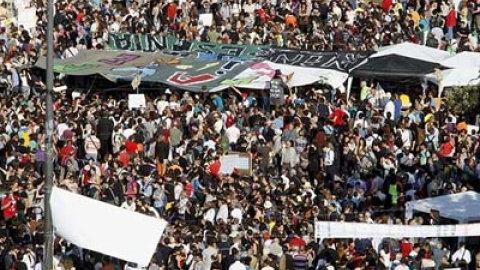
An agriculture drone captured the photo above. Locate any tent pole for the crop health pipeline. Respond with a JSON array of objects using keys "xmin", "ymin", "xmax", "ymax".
[{"xmin": 346, "ymin": 77, "xmax": 353, "ymax": 100}]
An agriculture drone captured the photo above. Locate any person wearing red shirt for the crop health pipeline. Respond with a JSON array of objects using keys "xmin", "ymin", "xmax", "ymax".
[
  {"xmin": 58, "ymin": 140, "xmax": 76, "ymax": 166},
  {"xmin": 118, "ymin": 147, "xmax": 130, "ymax": 167},
  {"xmin": 382, "ymin": 0, "xmax": 392, "ymax": 12},
  {"xmin": 329, "ymin": 106, "xmax": 346, "ymax": 127},
  {"xmin": 440, "ymin": 135, "xmax": 455, "ymax": 157},
  {"xmin": 2, "ymin": 190, "xmax": 19, "ymax": 220},
  {"xmin": 209, "ymin": 157, "xmax": 221, "ymax": 178},
  {"xmin": 167, "ymin": 2, "xmax": 177, "ymax": 22},
  {"xmin": 185, "ymin": 179, "xmax": 193, "ymax": 198},
  {"xmin": 445, "ymin": 5, "xmax": 457, "ymax": 40},
  {"xmin": 125, "ymin": 137, "xmax": 138, "ymax": 154}
]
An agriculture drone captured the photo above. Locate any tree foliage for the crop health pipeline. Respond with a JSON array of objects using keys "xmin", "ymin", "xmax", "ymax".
[{"xmin": 444, "ymin": 86, "xmax": 480, "ymax": 115}]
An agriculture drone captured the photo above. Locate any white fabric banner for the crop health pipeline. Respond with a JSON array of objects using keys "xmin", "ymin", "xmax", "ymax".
[
  {"xmin": 315, "ymin": 221, "xmax": 480, "ymax": 239},
  {"xmin": 225, "ymin": 61, "xmax": 348, "ymax": 90},
  {"xmin": 50, "ymin": 187, "xmax": 167, "ymax": 266}
]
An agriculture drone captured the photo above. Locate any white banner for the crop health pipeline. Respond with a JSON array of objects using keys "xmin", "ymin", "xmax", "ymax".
[
  {"xmin": 51, "ymin": 187, "xmax": 167, "ymax": 266},
  {"xmin": 315, "ymin": 221, "xmax": 480, "ymax": 239},
  {"xmin": 225, "ymin": 61, "xmax": 348, "ymax": 90}
]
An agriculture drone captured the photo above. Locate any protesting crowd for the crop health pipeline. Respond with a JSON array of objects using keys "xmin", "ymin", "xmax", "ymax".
[
  {"xmin": 0, "ymin": 0, "xmax": 478, "ymax": 268},
  {"xmin": 0, "ymin": 80, "xmax": 479, "ymax": 270}
]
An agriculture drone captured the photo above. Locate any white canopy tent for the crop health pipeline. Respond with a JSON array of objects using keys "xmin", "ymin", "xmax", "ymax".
[
  {"xmin": 406, "ymin": 191, "xmax": 480, "ymax": 223},
  {"xmin": 425, "ymin": 68, "xmax": 480, "ymax": 96},
  {"xmin": 345, "ymin": 42, "xmax": 451, "ymax": 99},
  {"xmin": 374, "ymin": 42, "xmax": 451, "ymax": 64},
  {"xmin": 425, "ymin": 52, "xmax": 480, "ymax": 97},
  {"xmin": 441, "ymin": 51, "xmax": 480, "ymax": 69}
]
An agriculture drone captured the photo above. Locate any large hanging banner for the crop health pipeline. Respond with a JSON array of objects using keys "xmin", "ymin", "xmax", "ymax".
[
  {"xmin": 268, "ymin": 50, "xmax": 373, "ymax": 72},
  {"xmin": 35, "ymin": 50, "xmax": 249, "ymax": 92},
  {"xmin": 108, "ymin": 33, "xmax": 177, "ymax": 52},
  {"xmin": 185, "ymin": 41, "xmax": 271, "ymax": 62},
  {"xmin": 35, "ymin": 50, "xmax": 164, "ymax": 81},
  {"xmin": 143, "ymin": 58, "xmax": 250, "ymax": 92},
  {"xmin": 108, "ymin": 34, "xmax": 271, "ymax": 61},
  {"xmin": 315, "ymin": 221, "xmax": 480, "ymax": 239}
]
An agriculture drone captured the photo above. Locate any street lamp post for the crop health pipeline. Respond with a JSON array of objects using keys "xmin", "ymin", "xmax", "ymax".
[{"xmin": 43, "ymin": 0, "xmax": 55, "ymax": 266}]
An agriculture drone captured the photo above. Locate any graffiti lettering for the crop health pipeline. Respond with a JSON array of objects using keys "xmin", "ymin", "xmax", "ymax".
[
  {"xmin": 99, "ymin": 53, "xmax": 141, "ymax": 66},
  {"xmin": 108, "ymin": 33, "xmax": 172, "ymax": 52},
  {"xmin": 268, "ymin": 51, "xmax": 372, "ymax": 71},
  {"xmin": 215, "ymin": 61, "xmax": 241, "ymax": 75},
  {"xmin": 168, "ymin": 72, "xmax": 217, "ymax": 85},
  {"xmin": 270, "ymin": 53, "xmax": 305, "ymax": 65},
  {"xmin": 53, "ymin": 63, "xmax": 97, "ymax": 72}
]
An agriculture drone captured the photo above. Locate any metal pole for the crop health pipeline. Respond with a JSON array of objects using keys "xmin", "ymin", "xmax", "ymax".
[{"xmin": 43, "ymin": 0, "xmax": 55, "ymax": 266}]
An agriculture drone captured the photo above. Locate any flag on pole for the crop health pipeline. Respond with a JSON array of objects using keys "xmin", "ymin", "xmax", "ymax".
[
  {"xmin": 50, "ymin": 187, "xmax": 167, "ymax": 266},
  {"xmin": 131, "ymin": 71, "xmax": 142, "ymax": 91}
]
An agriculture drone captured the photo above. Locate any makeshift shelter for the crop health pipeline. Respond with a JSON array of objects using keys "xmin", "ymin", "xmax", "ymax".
[
  {"xmin": 350, "ymin": 55, "xmax": 444, "ymax": 79},
  {"xmin": 346, "ymin": 53, "xmax": 448, "ymax": 99},
  {"xmin": 441, "ymin": 51, "xmax": 480, "ymax": 69},
  {"xmin": 406, "ymin": 191, "xmax": 480, "ymax": 223},
  {"xmin": 425, "ymin": 52, "xmax": 480, "ymax": 97},
  {"xmin": 375, "ymin": 42, "xmax": 451, "ymax": 64},
  {"xmin": 425, "ymin": 68, "xmax": 480, "ymax": 96}
]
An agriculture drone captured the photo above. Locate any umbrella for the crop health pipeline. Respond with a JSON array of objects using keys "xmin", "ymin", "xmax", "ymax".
[{"xmin": 289, "ymin": 237, "xmax": 307, "ymax": 247}]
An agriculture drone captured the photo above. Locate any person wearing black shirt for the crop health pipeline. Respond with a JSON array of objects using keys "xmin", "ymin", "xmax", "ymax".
[
  {"xmin": 155, "ymin": 135, "xmax": 170, "ymax": 177},
  {"xmin": 96, "ymin": 112, "xmax": 114, "ymax": 161}
]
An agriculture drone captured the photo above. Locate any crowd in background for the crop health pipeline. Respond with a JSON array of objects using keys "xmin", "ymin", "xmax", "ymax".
[
  {"xmin": 0, "ymin": 82, "xmax": 477, "ymax": 270},
  {"xmin": 0, "ymin": 0, "xmax": 478, "ymax": 269},
  {"xmin": 0, "ymin": 0, "xmax": 479, "ymax": 67}
]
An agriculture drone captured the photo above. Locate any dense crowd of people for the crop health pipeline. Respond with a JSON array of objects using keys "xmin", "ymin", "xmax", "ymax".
[
  {"xmin": 0, "ymin": 0, "xmax": 478, "ymax": 268},
  {"xmin": 0, "ymin": 82, "xmax": 478, "ymax": 270}
]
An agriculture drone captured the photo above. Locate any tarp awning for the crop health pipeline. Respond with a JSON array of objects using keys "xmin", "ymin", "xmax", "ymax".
[
  {"xmin": 350, "ymin": 54, "xmax": 445, "ymax": 80},
  {"xmin": 406, "ymin": 191, "xmax": 480, "ymax": 222},
  {"xmin": 375, "ymin": 42, "xmax": 451, "ymax": 64}
]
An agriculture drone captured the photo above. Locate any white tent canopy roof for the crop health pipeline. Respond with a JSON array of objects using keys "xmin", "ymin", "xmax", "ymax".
[
  {"xmin": 374, "ymin": 42, "xmax": 451, "ymax": 64},
  {"xmin": 425, "ymin": 67, "xmax": 480, "ymax": 88},
  {"xmin": 406, "ymin": 191, "xmax": 480, "ymax": 222},
  {"xmin": 441, "ymin": 51, "xmax": 480, "ymax": 68}
]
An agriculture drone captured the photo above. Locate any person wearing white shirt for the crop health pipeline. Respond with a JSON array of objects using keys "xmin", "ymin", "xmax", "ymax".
[
  {"xmin": 57, "ymin": 121, "xmax": 69, "ymax": 141},
  {"xmin": 394, "ymin": 258, "xmax": 410, "ymax": 270},
  {"xmin": 229, "ymin": 260, "xmax": 247, "ymax": 270},
  {"xmin": 451, "ymin": 242, "xmax": 471, "ymax": 265},
  {"xmin": 120, "ymin": 197, "xmax": 136, "ymax": 211},
  {"xmin": 226, "ymin": 123, "xmax": 240, "ymax": 145},
  {"xmin": 384, "ymin": 99, "xmax": 395, "ymax": 121},
  {"xmin": 156, "ymin": 96, "xmax": 169, "ymax": 115},
  {"xmin": 204, "ymin": 139, "xmax": 216, "ymax": 151},
  {"xmin": 62, "ymin": 41, "xmax": 79, "ymax": 59},
  {"xmin": 216, "ymin": 202, "xmax": 229, "ymax": 223}
]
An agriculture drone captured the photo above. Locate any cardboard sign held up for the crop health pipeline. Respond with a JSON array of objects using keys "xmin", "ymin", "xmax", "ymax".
[
  {"xmin": 199, "ymin": 13, "xmax": 213, "ymax": 27},
  {"xmin": 128, "ymin": 94, "xmax": 146, "ymax": 110},
  {"xmin": 220, "ymin": 152, "xmax": 252, "ymax": 176}
]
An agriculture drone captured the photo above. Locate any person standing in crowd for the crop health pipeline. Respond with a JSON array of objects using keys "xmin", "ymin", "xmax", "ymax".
[{"xmin": 96, "ymin": 112, "xmax": 114, "ymax": 161}]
